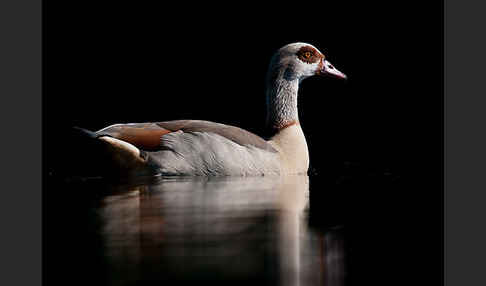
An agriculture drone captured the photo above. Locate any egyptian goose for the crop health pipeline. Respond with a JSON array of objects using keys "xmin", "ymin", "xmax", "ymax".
[{"xmin": 79, "ymin": 43, "xmax": 346, "ymax": 176}]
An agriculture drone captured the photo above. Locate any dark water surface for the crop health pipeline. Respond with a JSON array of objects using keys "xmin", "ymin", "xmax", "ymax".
[
  {"xmin": 45, "ymin": 166, "xmax": 441, "ymax": 286},
  {"xmin": 45, "ymin": 175, "xmax": 346, "ymax": 286}
]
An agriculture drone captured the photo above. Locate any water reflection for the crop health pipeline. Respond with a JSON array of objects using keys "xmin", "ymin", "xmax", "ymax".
[{"xmin": 98, "ymin": 175, "xmax": 345, "ymax": 285}]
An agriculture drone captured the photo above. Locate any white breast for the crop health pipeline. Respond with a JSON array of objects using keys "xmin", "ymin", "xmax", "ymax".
[{"xmin": 268, "ymin": 125, "xmax": 309, "ymax": 175}]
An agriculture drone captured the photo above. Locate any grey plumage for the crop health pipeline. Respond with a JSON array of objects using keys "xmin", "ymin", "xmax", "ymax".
[
  {"xmin": 150, "ymin": 131, "xmax": 280, "ymax": 176},
  {"xmin": 96, "ymin": 120, "xmax": 281, "ymax": 176}
]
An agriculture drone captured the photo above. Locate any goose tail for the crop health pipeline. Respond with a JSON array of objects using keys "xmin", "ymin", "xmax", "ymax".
[{"xmin": 58, "ymin": 127, "xmax": 157, "ymax": 179}]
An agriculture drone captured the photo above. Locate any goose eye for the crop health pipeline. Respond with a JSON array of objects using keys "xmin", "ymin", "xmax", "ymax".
[{"xmin": 297, "ymin": 46, "xmax": 319, "ymax": 63}]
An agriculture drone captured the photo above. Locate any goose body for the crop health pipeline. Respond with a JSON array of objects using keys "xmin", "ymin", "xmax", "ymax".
[{"xmin": 85, "ymin": 43, "xmax": 346, "ymax": 177}]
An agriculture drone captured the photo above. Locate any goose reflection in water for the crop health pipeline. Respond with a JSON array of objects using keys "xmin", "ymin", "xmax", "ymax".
[{"xmin": 98, "ymin": 175, "xmax": 345, "ymax": 286}]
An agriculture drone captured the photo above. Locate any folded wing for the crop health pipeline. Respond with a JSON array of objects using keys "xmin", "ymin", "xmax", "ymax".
[{"xmin": 96, "ymin": 120, "xmax": 277, "ymax": 153}]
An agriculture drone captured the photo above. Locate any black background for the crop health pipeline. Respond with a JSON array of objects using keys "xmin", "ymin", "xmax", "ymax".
[{"xmin": 44, "ymin": 1, "xmax": 443, "ymax": 285}]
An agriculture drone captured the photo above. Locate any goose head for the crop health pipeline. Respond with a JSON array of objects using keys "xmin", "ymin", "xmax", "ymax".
[
  {"xmin": 267, "ymin": 42, "xmax": 347, "ymax": 83},
  {"xmin": 265, "ymin": 42, "xmax": 347, "ymax": 133}
]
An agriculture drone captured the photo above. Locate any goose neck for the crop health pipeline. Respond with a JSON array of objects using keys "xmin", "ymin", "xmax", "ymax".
[{"xmin": 265, "ymin": 72, "xmax": 300, "ymax": 132}]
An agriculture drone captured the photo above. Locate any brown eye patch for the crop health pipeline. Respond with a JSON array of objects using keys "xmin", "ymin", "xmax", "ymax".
[{"xmin": 297, "ymin": 46, "xmax": 323, "ymax": 64}]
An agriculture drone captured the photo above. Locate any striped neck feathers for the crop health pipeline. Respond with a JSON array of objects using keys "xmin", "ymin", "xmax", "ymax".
[{"xmin": 265, "ymin": 65, "xmax": 300, "ymax": 133}]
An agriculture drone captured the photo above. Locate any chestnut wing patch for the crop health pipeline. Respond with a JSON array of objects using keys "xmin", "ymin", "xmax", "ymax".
[{"xmin": 96, "ymin": 123, "xmax": 173, "ymax": 151}]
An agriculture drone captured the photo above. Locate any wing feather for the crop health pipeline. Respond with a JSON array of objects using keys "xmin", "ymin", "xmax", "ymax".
[{"xmin": 96, "ymin": 120, "xmax": 276, "ymax": 153}]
